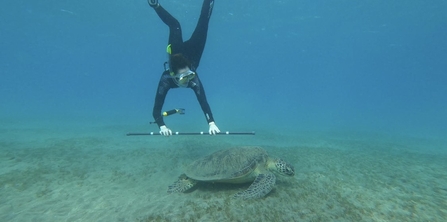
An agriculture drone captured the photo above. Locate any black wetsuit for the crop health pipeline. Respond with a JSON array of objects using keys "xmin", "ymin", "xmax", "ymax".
[{"xmin": 151, "ymin": 0, "xmax": 216, "ymax": 127}]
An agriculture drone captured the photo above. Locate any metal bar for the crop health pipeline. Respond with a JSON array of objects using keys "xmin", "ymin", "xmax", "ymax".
[{"xmin": 126, "ymin": 131, "xmax": 255, "ymax": 136}]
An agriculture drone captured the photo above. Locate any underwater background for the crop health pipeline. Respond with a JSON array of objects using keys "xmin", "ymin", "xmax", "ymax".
[{"xmin": 1, "ymin": 0, "xmax": 446, "ymax": 221}]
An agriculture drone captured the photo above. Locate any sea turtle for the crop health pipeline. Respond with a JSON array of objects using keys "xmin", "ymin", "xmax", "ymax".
[{"xmin": 167, "ymin": 146, "xmax": 295, "ymax": 199}]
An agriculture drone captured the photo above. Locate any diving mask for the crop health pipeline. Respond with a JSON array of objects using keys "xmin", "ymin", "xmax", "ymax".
[{"xmin": 173, "ymin": 70, "xmax": 196, "ymax": 87}]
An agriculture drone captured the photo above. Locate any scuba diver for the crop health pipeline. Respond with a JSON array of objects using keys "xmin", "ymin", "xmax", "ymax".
[{"xmin": 148, "ymin": 0, "xmax": 220, "ymax": 136}]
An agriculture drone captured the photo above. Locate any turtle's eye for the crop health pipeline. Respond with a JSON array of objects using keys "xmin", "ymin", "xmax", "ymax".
[{"xmin": 285, "ymin": 165, "xmax": 295, "ymax": 176}]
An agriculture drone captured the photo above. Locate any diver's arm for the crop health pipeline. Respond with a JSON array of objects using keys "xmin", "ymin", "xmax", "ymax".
[
  {"xmin": 191, "ymin": 77, "xmax": 215, "ymax": 124},
  {"xmin": 153, "ymin": 93, "xmax": 173, "ymax": 136},
  {"xmin": 152, "ymin": 94, "xmax": 166, "ymax": 127},
  {"xmin": 152, "ymin": 76, "xmax": 171, "ymax": 127},
  {"xmin": 193, "ymin": 84, "xmax": 220, "ymax": 135}
]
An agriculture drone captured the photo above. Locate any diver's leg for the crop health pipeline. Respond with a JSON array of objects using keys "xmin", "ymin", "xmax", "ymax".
[
  {"xmin": 186, "ymin": 0, "xmax": 214, "ymax": 67},
  {"xmin": 149, "ymin": 1, "xmax": 183, "ymax": 46}
]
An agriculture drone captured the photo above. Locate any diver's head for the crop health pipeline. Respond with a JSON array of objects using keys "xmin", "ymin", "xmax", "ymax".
[
  {"xmin": 169, "ymin": 53, "xmax": 191, "ymax": 74},
  {"xmin": 169, "ymin": 54, "xmax": 196, "ymax": 87},
  {"xmin": 172, "ymin": 68, "xmax": 196, "ymax": 87}
]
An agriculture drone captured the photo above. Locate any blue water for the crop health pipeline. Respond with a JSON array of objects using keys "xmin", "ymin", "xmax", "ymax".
[
  {"xmin": 1, "ymin": 1, "xmax": 447, "ymax": 220},
  {"xmin": 1, "ymin": 0, "xmax": 446, "ymax": 138}
]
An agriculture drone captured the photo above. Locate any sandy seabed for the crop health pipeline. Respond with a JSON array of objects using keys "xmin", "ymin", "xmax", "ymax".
[{"xmin": 1, "ymin": 124, "xmax": 446, "ymax": 222}]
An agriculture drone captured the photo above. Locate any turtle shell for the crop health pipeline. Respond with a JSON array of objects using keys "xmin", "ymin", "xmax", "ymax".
[{"xmin": 184, "ymin": 146, "xmax": 269, "ymax": 181}]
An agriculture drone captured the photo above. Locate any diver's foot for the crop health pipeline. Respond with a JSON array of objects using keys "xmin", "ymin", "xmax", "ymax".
[
  {"xmin": 208, "ymin": 0, "xmax": 214, "ymax": 18},
  {"xmin": 148, "ymin": 0, "xmax": 159, "ymax": 8}
]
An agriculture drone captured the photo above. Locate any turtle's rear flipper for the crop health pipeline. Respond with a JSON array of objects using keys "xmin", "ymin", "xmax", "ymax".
[
  {"xmin": 233, "ymin": 173, "xmax": 276, "ymax": 199},
  {"xmin": 167, "ymin": 174, "xmax": 197, "ymax": 193}
]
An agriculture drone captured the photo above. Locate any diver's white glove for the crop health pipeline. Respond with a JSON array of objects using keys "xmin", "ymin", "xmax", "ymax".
[
  {"xmin": 208, "ymin": 122, "xmax": 220, "ymax": 135},
  {"xmin": 159, "ymin": 125, "xmax": 172, "ymax": 136}
]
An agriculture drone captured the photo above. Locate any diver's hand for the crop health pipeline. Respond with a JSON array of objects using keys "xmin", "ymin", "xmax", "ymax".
[
  {"xmin": 208, "ymin": 122, "xmax": 220, "ymax": 135},
  {"xmin": 159, "ymin": 125, "xmax": 172, "ymax": 136}
]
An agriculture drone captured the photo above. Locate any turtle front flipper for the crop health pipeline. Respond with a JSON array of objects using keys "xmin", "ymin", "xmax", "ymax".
[
  {"xmin": 233, "ymin": 172, "xmax": 276, "ymax": 199},
  {"xmin": 167, "ymin": 174, "xmax": 198, "ymax": 193}
]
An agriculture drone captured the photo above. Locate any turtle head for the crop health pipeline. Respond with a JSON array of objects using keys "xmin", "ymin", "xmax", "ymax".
[{"xmin": 274, "ymin": 158, "xmax": 295, "ymax": 176}]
